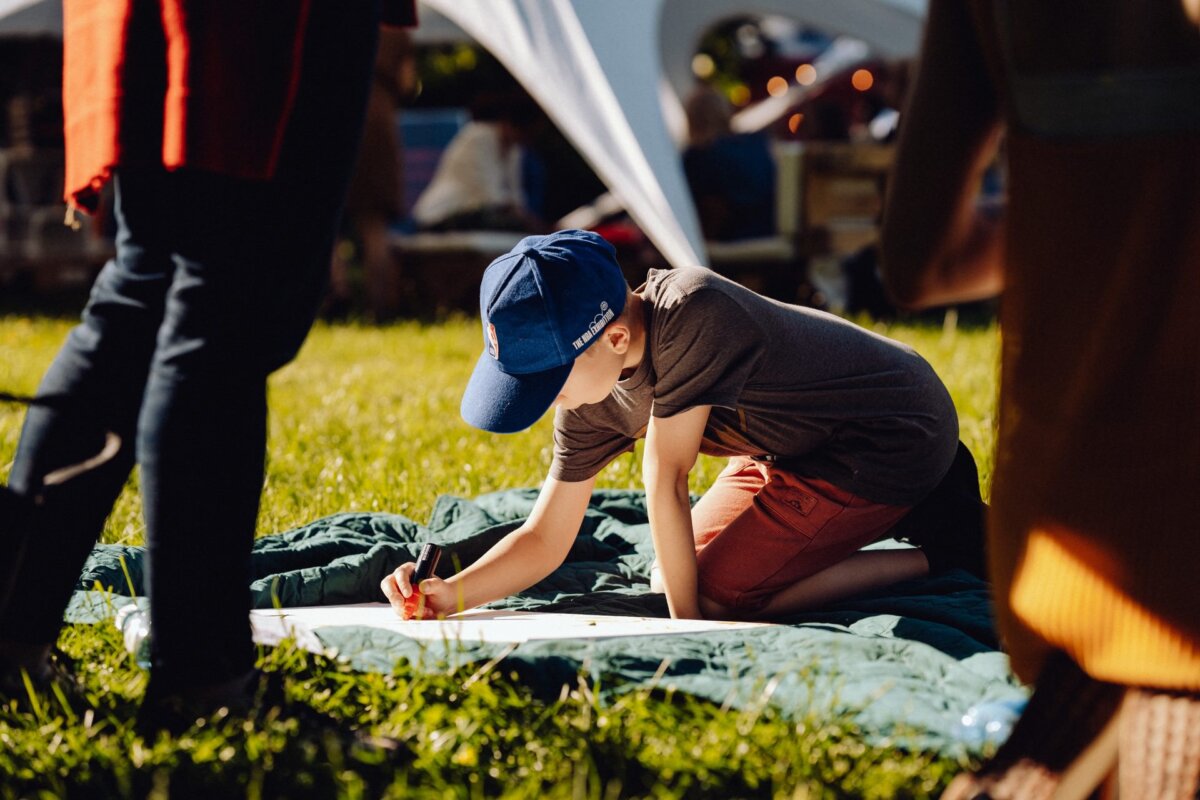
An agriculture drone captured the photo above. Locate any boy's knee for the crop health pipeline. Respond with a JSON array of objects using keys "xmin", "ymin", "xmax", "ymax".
[
  {"xmin": 649, "ymin": 560, "xmax": 761, "ymax": 619},
  {"xmin": 699, "ymin": 593, "xmax": 756, "ymax": 621},
  {"xmin": 649, "ymin": 562, "xmax": 665, "ymax": 594}
]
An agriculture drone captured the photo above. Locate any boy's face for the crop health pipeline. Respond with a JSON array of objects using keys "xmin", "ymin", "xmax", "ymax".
[{"xmin": 554, "ymin": 326, "xmax": 628, "ymax": 410}]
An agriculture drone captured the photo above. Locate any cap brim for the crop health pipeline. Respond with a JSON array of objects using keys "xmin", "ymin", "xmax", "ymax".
[{"xmin": 460, "ymin": 351, "xmax": 573, "ymax": 433}]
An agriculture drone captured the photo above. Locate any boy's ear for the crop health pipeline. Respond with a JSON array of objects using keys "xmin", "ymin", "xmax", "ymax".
[{"xmin": 605, "ymin": 322, "xmax": 631, "ymax": 354}]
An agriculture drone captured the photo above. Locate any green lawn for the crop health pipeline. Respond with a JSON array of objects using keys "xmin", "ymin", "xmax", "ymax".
[{"xmin": 0, "ymin": 313, "xmax": 998, "ymax": 799}]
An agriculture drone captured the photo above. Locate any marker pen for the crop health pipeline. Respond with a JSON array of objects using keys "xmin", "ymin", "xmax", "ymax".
[{"xmin": 403, "ymin": 543, "xmax": 442, "ymax": 619}]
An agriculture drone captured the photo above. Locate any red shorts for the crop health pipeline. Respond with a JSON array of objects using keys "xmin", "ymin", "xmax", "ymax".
[{"xmin": 692, "ymin": 457, "xmax": 911, "ymax": 610}]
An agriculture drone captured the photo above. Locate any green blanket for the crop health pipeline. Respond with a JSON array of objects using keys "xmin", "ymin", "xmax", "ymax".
[{"xmin": 68, "ymin": 489, "xmax": 1024, "ymax": 751}]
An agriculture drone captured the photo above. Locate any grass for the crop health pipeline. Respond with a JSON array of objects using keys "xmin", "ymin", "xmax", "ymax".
[{"xmin": 0, "ymin": 311, "xmax": 999, "ymax": 799}]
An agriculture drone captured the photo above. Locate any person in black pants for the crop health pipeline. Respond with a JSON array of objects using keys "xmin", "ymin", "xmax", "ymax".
[{"xmin": 0, "ymin": 1, "xmax": 394, "ymax": 727}]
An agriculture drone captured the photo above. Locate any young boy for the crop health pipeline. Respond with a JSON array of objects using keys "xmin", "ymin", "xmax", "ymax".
[{"xmin": 382, "ymin": 229, "xmax": 981, "ymax": 620}]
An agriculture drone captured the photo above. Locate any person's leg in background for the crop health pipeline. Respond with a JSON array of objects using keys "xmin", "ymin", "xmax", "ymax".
[
  {"xmin": 1118, "ymin": 686, "xmax": 1200, "ymax": 800},
  {"xmin": 940, "ymin": 650, "xmax": 1126, "ymax": 800},
  {"xmin": 942, "ymin": 663, "xmax": 1200, "ymax": 800},
  {"xmin": 0, "ymin": 168, "xmax": 177, "ymax": 679},
  {"xmin": 138, "ymin": 1, "xmax": 381, "ymax": 701}
]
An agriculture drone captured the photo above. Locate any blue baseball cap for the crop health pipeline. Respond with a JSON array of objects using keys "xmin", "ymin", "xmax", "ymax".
[{"xmin": 460, "ymin": 230, "xmax": 627, "ymax": 433}]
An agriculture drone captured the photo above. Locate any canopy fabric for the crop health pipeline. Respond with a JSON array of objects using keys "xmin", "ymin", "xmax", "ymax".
[
  {"xmin": 418, "ymin": 0, "xmax": 926, "ymax": 269},
  {"xmin": 419, "ymin": 0, "xmax": 706, "ymax": 269},
  {"xmin": 0, "ymin": 0, "xmax": 58, "ymax": 36}
]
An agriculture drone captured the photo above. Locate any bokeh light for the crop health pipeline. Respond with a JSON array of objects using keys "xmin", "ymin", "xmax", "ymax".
[
  {"xmin": 787, "ymin": 113, "xmax": 804, "ymax": 134},
  {"xmin": 729, "ymin": 84, "xmax": 751, "ymax": 106},
  {"xmin": 795, "ymin": 64, "xmax": 818, "ymax": 86},
  {"xmin": 691, "ymin": 53, "xmax": 715, "ymax": 79},
  {"xmin": 766, "ymin": 76, "xmax": 789, "ymax": 97},
  {"xmin": 851, "ymin": 69, "xmax": 875, "ymax": 92}
]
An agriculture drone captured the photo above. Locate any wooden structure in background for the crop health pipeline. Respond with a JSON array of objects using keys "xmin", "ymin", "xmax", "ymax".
[
  {"xmin": 0, "ymin": 147, "xmax": 112, "ymax": 292},
  {"xmin": 705, "ymin": 140, "xmax": 894, "ymax": 306},
  {"xmin": 389, "ymin": 141, "xmax": 896, "ymax": 313}
]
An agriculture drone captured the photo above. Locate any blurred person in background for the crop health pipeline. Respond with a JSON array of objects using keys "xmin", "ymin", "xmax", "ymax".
[
  {"xmin": 411, "ymin": 92, "xmax": 547, "ymax": 234},
  {"xmin": 682, "ymin": 83, "xmax": 776, "ymax": 242}
]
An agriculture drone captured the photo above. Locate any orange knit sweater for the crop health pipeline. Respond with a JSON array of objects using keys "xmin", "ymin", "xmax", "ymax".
[{"xmin": 988, "ymin": 125, "xmax": 1200, "ymax": 690}]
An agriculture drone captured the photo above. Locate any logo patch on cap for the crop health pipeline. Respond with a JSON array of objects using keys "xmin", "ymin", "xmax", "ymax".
[
  {"xmin": 571, "ymin": 301, "xmax": 615, "ymax": 350},
  {"xmin": 486, "ymin": 323, "xmax": 500, "ymax": 359}
]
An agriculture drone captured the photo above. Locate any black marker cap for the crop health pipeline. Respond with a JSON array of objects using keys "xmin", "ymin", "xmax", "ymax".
[{"xmin": 412, "ymin": 543, "xmax": 442, "ymax": 584}]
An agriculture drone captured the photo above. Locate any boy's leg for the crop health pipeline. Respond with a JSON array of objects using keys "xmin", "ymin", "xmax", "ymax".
[
  {"xmin": 0, "ymin": 168, "xmax": 177, "ymax": 667},
  {"xmin": 889, "ymin": 440, "xmax": 988, "ymax": 579},
  {"xmin": 744, "ymin": 550, "xmax": 929, "ymax": 619},
  {"xmin": 693, "ymin": 459, "xmax": 913, "ymax": 617}
]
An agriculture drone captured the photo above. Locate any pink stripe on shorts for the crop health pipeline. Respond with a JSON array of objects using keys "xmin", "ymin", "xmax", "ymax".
[{"xmin": 692, "ymin": 456, "xmax": 911, "ymax": 611}]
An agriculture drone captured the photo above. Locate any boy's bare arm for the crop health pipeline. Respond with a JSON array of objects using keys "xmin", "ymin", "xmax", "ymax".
[
  {"xmin": 383, "ymin": 474, "xmax": 595, "ymax": 618},
  {"xmin": 643, "ymin": 404, "xmax": 710, "ymax": 620}
]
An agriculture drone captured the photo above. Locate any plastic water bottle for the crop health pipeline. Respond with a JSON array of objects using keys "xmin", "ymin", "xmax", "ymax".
[
  {"xmin": 955, "ymin": 698, "xmax": 1028, "ymax": 747},
  {"xmin": 114, "ymin": 604, "xmax": 152, "ymax": 669}
]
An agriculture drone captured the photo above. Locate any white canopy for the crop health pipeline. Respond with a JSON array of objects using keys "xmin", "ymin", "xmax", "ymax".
[
  {"xmin": 419, "ymin": 0, "xmax": 925, "ymax": 268},
  {"xmin": 0, "ymin": 0, "xmax": 57, "ymax": 36},
  {"xmin": 420, "ymin": 0, "xmax": 706, "ymax": 268}
]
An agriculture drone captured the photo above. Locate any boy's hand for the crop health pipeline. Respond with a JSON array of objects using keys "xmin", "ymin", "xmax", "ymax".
[
  {"xmin": 381, "ymin": 564, "xmax": 455, "ymax": 620},
  {"xmin": 378, "ymin": 478, "xmax": 596, "ymax": 621}
]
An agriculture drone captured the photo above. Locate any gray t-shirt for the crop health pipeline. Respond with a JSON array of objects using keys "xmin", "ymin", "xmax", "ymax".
[{"xmin": 551, "ymin": 267, "xmax": 959, "ymax": 505}]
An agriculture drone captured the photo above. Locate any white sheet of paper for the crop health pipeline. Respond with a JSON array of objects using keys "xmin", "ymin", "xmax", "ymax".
[{"xmin": 249, "ymin": 604, "xmax": 770, "ymax": 653}]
